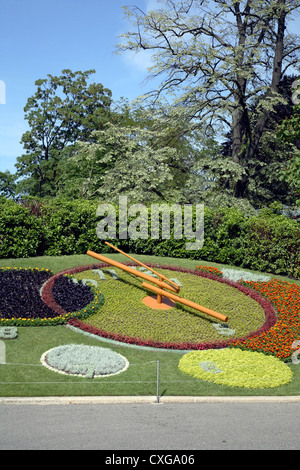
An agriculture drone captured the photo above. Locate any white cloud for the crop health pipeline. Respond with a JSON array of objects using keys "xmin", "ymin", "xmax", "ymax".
[{"xmin": 121, "ymin": 49, "xmax": 154, "ymax": 75}]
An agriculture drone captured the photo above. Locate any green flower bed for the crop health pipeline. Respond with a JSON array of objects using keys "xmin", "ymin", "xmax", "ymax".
[
  {"xmin": 72, "ymin": 264, "xmax": 275, "ymax": 349},
  {"xmin": 178, "ymin": 349, "xmax": 293, "ymax": 388}
]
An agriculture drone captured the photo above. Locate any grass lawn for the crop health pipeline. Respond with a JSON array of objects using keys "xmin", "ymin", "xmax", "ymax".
[{"xmin": 0, "ymin": 253, "xmax": 299, "ymax": 397}]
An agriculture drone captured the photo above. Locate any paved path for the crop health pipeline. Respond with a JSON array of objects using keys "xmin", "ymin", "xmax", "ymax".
[{"xmin": 1, "ymin": 396, "xmax": 300, "ymax": 450}]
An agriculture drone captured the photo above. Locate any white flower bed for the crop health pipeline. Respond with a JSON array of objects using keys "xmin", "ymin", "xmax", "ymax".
[
  {"xmin": 41, "ymin": 344, "xmax": 129, "ymax": 378},
  {"xmin": 221, "ymin": 268, "xmax": 271, "ymax": 283}
]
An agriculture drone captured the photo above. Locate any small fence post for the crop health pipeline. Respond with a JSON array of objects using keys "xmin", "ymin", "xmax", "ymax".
[{"xmin": 156, "ymin": 360, "xmax": 160, "ymax": 404}]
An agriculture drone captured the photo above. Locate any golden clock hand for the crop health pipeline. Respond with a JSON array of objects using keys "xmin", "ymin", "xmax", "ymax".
[
  {"xmin": 104, "ymin": 241, "xmax": 180, "ymax": 292},
  {"xmin": 86, "ymin": 250, "xmax": 178, "ymax": 293},
  {"xmin": 142, "ymin": 282, "xmax": 228, "ymax": 322}
]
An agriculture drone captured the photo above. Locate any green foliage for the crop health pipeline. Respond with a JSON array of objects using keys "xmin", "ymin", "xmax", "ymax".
[
  {"xmin": 240, "ymin": 214, "xmax": 300, "ymax": 277},
  {"xmin": 0, "ymin": 199, "xmax": 298, "ymax": 278},
  {"xmin": 0, "ymin": 200, "xmax": 45, "ymax": 258},
  {"xmin": 0, "ymin": 171, "xmax": 17, "ymax": 200},
  {"xmin": 16, "ymin": 69, "xmax": 112, "ymax": 198},
  {"xmin": 69, "ymin": 105, "xmax": 205, "ymax": 204},
  {"xmin": 41, "ymin": 199, "xmax": 100, "ymax": 256},
  {"xmin": 277, "ymin": 100, "xmax": 300, "ymax": 203},
  {"xmin": 119, "ymin": 0, "xmax": 300, "ymax": 202}
]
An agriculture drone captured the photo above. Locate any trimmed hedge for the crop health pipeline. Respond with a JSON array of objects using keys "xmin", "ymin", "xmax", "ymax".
[{"xmin": 0, "ymin": 198, "xmax": 299, "ymax": 278}]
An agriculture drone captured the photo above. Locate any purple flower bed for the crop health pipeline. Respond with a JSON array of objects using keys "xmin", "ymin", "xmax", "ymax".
[
  {"xmin": 0, "ymin": 267, "xmax": 98, "ymax": 326},
  {"xmin": 51, "ymin": 276, "xmax": 94, "ymax": 312},
  {"xmin": 0, "ymin": 268, "xmax": 55, "ymax": 319}
]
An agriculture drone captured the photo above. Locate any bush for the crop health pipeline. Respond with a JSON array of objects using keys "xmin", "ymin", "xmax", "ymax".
[
  {"xmin": 41, "ymin": 199, "xmax": 100, "ymax": 255},
  {"xmin": 241, "ymin": 215, "xmax": 300, "ymax": 278},
  {"xmin": 0, "ymin": 198, "xmax": 299, "ymax": 278},
  {"xmin": 0, "ymin": 200, "xmax": 45, "ymax": 258}
]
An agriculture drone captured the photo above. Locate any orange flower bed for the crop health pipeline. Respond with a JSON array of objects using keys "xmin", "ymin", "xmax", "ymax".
[
  {"xmin": 196, "ymin": 265, "xmax": 223, "ymax": 277},
  {"xmin": 231, "ymin": 279, "xmax": 300, "ymax": 362}
]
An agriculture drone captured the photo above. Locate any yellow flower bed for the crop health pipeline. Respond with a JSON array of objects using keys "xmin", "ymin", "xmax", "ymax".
[{"xmin": 178, "ymin": 349, "xmax": 293, "ymax": 389}]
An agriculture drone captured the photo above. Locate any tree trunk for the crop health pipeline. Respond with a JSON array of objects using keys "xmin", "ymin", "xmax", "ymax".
[{"xmin": 232, "ymin": 0, "xmax": 287, "ymax": 198}]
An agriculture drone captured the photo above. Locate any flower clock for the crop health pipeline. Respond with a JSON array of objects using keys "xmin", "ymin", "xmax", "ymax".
[{"xmin": 1, "ymin": 262, "xmax": 299, "ymax": 382}]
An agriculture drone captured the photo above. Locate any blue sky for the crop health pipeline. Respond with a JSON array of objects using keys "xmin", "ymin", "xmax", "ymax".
[
  {"xmin": 0, "ymin": 0, "xmax": 157, "ymax": 173},
  {"xmin": 0, "ymin": 0, "xmax": 299, "ymax": 174}
]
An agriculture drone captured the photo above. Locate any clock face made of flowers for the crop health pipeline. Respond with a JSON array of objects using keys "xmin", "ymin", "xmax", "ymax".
[
  {"xmin": 64, "ymin": 244, "xmax": 276, "ymax": 351},
  {"xmin": 0, "ymin": 243, "xmax": 278, "ymax": 353},
  {"xmin": 86, "ymin": 243, "xmax": 229, "ymax": 323}
]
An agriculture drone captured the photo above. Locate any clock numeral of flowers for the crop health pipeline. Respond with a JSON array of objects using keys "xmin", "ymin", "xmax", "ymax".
[{"xmin": 291, "ymin": 340, "xmax": 300, "ymax": 365}]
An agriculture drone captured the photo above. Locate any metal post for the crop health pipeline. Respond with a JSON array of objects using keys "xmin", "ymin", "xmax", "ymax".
[{"xmin": 156, "ymin": 360, "xmax": 160, "ymax": 404}]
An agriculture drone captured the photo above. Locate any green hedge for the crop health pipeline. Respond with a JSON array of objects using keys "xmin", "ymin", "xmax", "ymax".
[
  {"xmin": 0, "ymin": 200, "xmax": 45, "ymax": 258},
  {"xmin": 0, "ymin": 198, "xmax": 299, "ymax": 278}
]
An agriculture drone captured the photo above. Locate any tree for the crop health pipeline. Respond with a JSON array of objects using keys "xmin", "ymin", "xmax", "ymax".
[
  {"xmin": 220, "ymin": 74, "xmax": 300, "ymax": 206},
  {"xmin": 59, "ymin": 98, "xmax": 208, "ymax": 202},
  {"xmin": 0, "ymin": 171, "xmax": 17, "ymax": 199},
  {"xmin": 16, "ymin": 69, "xmax": 112, "ymax": 197},
  {"xmin": 119, "ymin": 0, "xmax": 300, "ymax": 199},
  {"xmin": 277, "ymin": 79, "xmax": 300, "ymax": 203}
]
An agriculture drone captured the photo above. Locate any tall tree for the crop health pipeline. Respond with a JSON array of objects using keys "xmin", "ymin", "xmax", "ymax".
[
  {"xmin": 277, "ymin": 79, "xmax": 300, "ymax": 202},
  {"xmin": 16, "ymin": 69, "xmax": 112, "ymax": 197},
  {"xmin": 119, "ymin": 0, "xmax": 300, "ymax": 199},
  {"xmin": 59, "ymin": 99, "xmax": 210, "ymax": 202}
]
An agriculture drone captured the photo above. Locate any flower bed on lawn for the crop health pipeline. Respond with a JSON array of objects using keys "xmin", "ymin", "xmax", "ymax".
[
  {"xmin": 0, "ymin": 266, "xmax": 103, "ymax": 326},
  {"xmin": 196, "ymin": 265, "xmax": 223, "ymax": 277},
  {"xmin": 178, "ymin": 349, "xmax": 293, "ymax": 388},
  {"xmin": 67, "ymin": 263, "xmax": 277, "ymax": 352},
  {"xmin": 41, "ymin": 344, "xmax": 129, "ymax": 378},
  {"xmin": 230, "ymin": 279, "xmax": 300, "ymax": 362}
]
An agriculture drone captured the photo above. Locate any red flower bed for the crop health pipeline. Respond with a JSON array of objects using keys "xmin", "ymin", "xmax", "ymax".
[{"xmin": 230, "ymin": 279, "xmax": 300, "ymax": 362}]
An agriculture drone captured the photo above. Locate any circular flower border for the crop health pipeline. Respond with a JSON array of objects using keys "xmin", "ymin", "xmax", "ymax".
[
  {"xmin": 178, "ymin": 349, "xmax": 293, "ymax": 389},
  {"xmin": 65, "ymin": 263, "xmax": 278, "ymax": 352},
  {"xmin": 41, "ymin": 344, "xmax": 129, "ymax": 378}
]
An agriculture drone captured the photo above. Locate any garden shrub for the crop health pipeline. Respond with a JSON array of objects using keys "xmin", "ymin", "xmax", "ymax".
[
  {"xmin": 0, "ymin": 198, "xmax": 298, "ymax": 278},
  {"xmin": 0, "ymin": 200, "xmax": 45, "ymax": 258},
  {"xmin": 41, "ymin": 199, "xmax": 100, "ymax": 255},
  {"xmin": 240, "ymin": 215, "xmax": 300, "ymax": 278}
]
